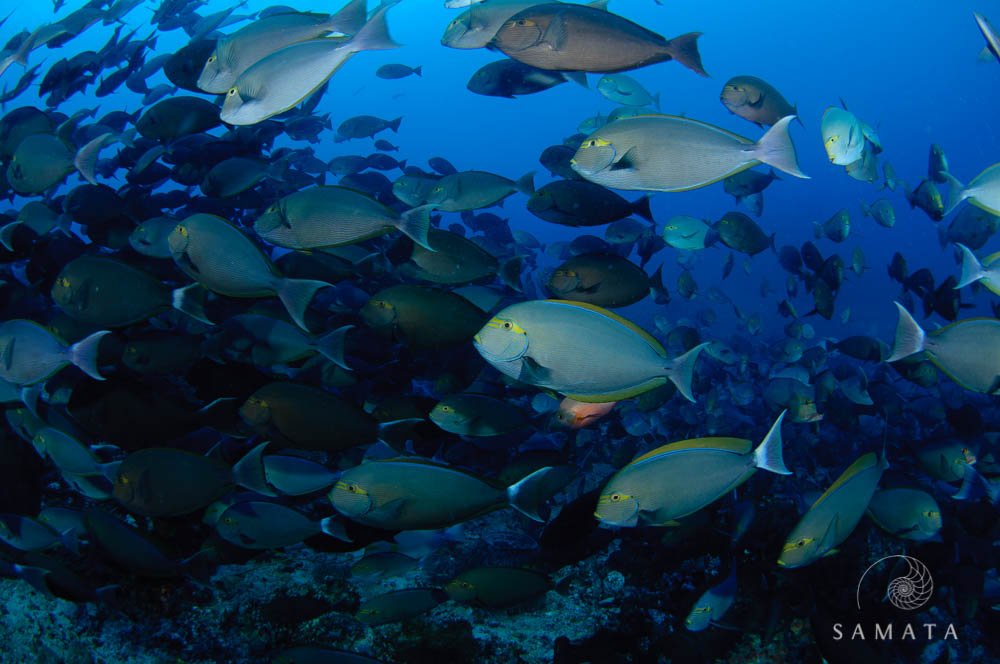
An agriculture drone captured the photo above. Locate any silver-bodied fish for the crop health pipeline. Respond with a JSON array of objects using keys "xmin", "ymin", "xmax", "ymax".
[
  {"xmin": 571, "ymin": 115, "xmax": 807, "ymax": 192},
  {"xmin": 220, "ymin": 4, "xmax": 400, "ymax": 125},
  {"xmin": 0, "ymin": 320, "xmax": 108, "ymax": 385},
  {"xmin": 168, "ymin": 213, "xmax": 330, "ymax": 331},
  {"xmin": 474, "ymin": 300, "xmax": 706, "ymax": 402},
  {"xmin": 595, "ymin": 412, "xmax": 789, "ymax": 527}
]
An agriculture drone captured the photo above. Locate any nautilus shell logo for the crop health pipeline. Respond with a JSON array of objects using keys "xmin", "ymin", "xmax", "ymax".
[{"xmin": 856, "ymin": 555, "xmax": 934, "ymax": 611}]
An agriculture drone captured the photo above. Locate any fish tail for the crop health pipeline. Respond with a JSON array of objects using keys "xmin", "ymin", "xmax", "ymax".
[
  {"xmin": 664, "ymin": 32, "xmax": 707, "ymax": 77},
  {"xmin": 515, "ymin": 171, "xmax": 535, "ymax": 195},
  {"xmin": 665, "ymin": 342, "xmax": 708, "ymax": 403},
  {"xmin": 319, "ymin": 516, "xmax": 352, "ymax": 542},
  {"xmin": 413, "ymin": 65, "xmax": 423, "ymax": 77},
  {"xmin": 172, "ymin": 283, "xmax": 213, "ymax": 325},
  {"xmin": 398, "ymin": 204, "xmax": 434, "ymax": 250},
  {"xmin": 389, "ymin": 116, "xmax": 403, "ymax": 132},
  {"xmin": 507, "ymin": 465, "xmax": 566, "ymax": 522},
  {"xmin": 231, "ymin": 441, "xmax": 278, "ymax": 497},
  {"xmin": 632, "ymin": 195, "xmax": 654, "ymax": 223},
  {"xmin": 653, "ymin": 91, "xmax": 661, "ymax": 111},
  {"xmin": 275, "ymin": 278, "xmax": 330, "ymax": 331},
  {"xmin": 327, "ymin": 0, "xmax": 368, "ymax": 36},
  {"xmin": 955, "ymin": 243, "xmax": 986, "ymax": 289},
  {"xmin": 954, "ymin": 464, "xmax": 1000, "ymax": 504},
  {"xmin": 886, "ymin": 301, "xmax": 926, "ymax": 362},
  {"xmin": 753, "ymin": 410, "xmax": 791, "ymax": 475},
  {"xmin": 69, "ymin": 330, "xmax": 111, "ymax": 381},
  {"xmin": 350, "ymin": 1, "xmax": 401, "ymax": 52},
  {"xmin": 0, "ymin": 220, "xmax": 21, "ymax": 252},
  {"xmin": 753, "ymin": 116, "xmax": 809, "ymax": 179},
  {"xmin": 313, "ymin": 324, "xmax": 354, "ymax": 370},
  {"xmin": 941, "ymin": 172, "xmax": 967, "ymax": 216}
]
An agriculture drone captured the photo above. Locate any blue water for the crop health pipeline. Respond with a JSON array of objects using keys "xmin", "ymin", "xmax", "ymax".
[
  {"xmin": 2, "ymin": 1, "xmax": 1000, "ymax": 662},
  {"xmin": 10, "ymin": 0, "xmax": 998, "ymax": 339}
]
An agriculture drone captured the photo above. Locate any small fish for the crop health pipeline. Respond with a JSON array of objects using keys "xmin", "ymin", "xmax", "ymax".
[
  {"xmin": 662, "ymin": 216, "xmax": 710, "ymax": 250},
  {"xmin": 376, "ymin": 63, "xmax": 422, "ymax": 79},
  {"xmin": 866, "ymin": 488, "xmax": 942, "ymax": 542},
  {"xmin": 814, "ymin": 209, "xmax": 850, "ymax": 243},
  {"xmin": 685, "ymin": 566, "xmax": 737, "ymax": 631},
  {"xmin": 597, "ymin": 74, "xmax": 660, "ymax": 108},
  {"xmin": 114, "ymin": 448, "xmax": 233, "ymax": 517},
  {"xmin": 906, "ymin": 179, "xmax": 945, "ymax": 221},
  {"xmin": 216, "ymin": 501, "xmax": 349, "ymax": 549},
  {"xmin": 975, "ymin": 12, "xmax": 1000, "ymax": 64},
  {"xmin": 820, "ymin": 106, "xmax": 864, "ymax": 165},
  {"xmin": 554, "ymin": 398, "xmax": 616, "ymax": 429},
  {"xmin": 351, "ymin": 550, "xmax": 419, "ymax": 578},
  {"xmin": 356, "ymin": 588, "xmax": 447, "ymax": 626},
  {"xmin": 861, "ymin": 199, "xmax": 895, "ymax": 228},
  {"xmin": 429, "ymin": 393, "xmax": 530, "ymax": 436},
  {"xmin": 720, "ymin": 75, "xmax": 797, "ymax": 127},
  {"xmin": 445, "ymin": 567, "xmax": 551, "ymax": 608}
]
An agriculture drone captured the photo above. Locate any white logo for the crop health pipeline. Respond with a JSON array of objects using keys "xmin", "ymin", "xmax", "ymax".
[{"xmin": 856, "ymin": 555, "xmax": 934, "ymax": 611}]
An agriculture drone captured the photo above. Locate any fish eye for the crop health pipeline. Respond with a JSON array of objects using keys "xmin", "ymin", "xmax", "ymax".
[
  {"xmin": 441, "ymin": 405, "xmax": 452, "ymax": 412},
  {"xmin": 828, "ymin": 136, "xmax": 838, "ymax": 143},
  {"xmin": 610, "ymin": 493, "xmax": 622, "ymax": 501},
  {"xmin": 208, "ymin": 55, "xmax": 216, "ymax": 63},
  {"xmin": 58, "ymin": 277, "xmax": 70, "ymax": 288},
  {"xmin": 503, "ymin": 321, "xmax": 512, "ymax": 329},
  {"xmin": 227, "ymin": 87, "xmax": 238, "ymax": 97},
  {"xmin": 223, "ymin": 517, "xmax": 235, "ymax": 525}
]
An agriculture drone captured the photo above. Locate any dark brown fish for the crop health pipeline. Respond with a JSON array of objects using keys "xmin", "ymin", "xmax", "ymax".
[
  {"xmin": 490, "ymin": 3, "xmax": 705, "ymax": 76},
  {"xmin": 720, "ymin": 75, "xmax": 797, "ymax": 127},
  {"xmin": 546, "ymin": 253, "xmax": 649, "ymax": 308}
]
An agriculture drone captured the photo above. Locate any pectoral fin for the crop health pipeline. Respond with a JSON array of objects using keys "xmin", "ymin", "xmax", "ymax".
[{"xmin": 518, "ymin": 356, "xmax": 552, "ymax": 384}]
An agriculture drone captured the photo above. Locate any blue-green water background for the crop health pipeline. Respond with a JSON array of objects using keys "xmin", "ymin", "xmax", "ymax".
[{"xmin": 4, "ymin": 0, "xmax": 1000, "ymax": 347}]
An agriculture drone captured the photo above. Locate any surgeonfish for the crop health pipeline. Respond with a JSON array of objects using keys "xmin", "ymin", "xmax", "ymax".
[
  {"xmin": 473, "ymin": 299, "xmax": 706, "ymax": 403},
  {"xmin": 778, "ymin": 452, "xmax": 888, "ymax": 568},
  {"xmin": 595, "ymin": 412, "xmax": 789, "ymax": 527},
  {"xmin": 887, "ymin": 302, "xmax": 1000, "ymax": 394},
  {"xmin": 571, "ymin": 115, "xmax": 807, "ymax": 192}
]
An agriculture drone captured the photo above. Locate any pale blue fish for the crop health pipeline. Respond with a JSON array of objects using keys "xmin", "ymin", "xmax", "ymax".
[
  {"xmin": 685, "ymin": 565, "xmax": 737, "ymax": 631},
  {"xmin": 473, "ymin": 300, "xmax": 706, "ymax": 403}
]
